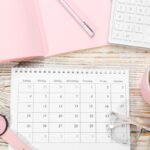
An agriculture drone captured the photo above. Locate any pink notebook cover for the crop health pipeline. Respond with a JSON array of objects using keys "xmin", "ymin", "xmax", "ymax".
[{"xmin": 0, "ymin": 0, "xmax": 111, "ymax": 62}]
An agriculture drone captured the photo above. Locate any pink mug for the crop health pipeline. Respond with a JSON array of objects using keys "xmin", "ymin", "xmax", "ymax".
[{"xmin": 141, "ymin": 67, "xmax": 150, "ymax": 105}]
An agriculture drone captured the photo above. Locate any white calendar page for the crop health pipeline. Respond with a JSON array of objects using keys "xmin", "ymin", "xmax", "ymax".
[{"xmin": 10, "ymin": 68, "xmax": 130, "ymax": 150}]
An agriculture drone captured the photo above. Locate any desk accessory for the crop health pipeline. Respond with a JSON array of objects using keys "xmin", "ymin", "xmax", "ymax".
[
  {"xmin": 141, "ymin": 67, "xmax": 150, "ymax": 105},
  {"xmin": 10, "ymin": 68, "xmax": 130, "ymax": 150},
  {"xmin": 0, "ymin": 0, "xmax": 111, "ymax": 62},
  {"xmin": 109, "ymin": 112, "xmax": 150, "ymax": 145},
  {"xmin": 58, "ymin": 0, "xmax": 95, "ymax": 38},
  {"xmin": 0, "ymin": 114, "xmax": 31, "ymax": 150},
  {"xmin": 109, "ymin": 0, "xmax": 150, "ymax": 48}
]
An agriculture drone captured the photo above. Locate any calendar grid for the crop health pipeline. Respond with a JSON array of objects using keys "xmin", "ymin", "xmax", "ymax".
[
  {"xmin": 16, "ymin": 72, "xmax": 129, "ymax": 144},
  {"xmin": 18, "ymin": 84, "xmax": 129, "ymax": 143}
]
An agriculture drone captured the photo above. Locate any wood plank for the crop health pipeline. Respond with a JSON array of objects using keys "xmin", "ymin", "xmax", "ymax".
[{"xmin": 0, "ymin": 46, "xmax": 150, "ymax": 150}]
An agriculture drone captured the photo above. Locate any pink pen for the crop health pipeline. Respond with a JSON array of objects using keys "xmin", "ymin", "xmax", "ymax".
[{"xmin": 58, "ymin": 0, "xmax": 95, "ymax": 38}]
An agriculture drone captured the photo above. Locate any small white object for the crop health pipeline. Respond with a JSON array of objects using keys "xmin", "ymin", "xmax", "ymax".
[
  {"xmin": 109, "ymin": 0, "xmax": 150, "ymax": 48},
  {"xmin": 10, "ymin": 68, "xmax": 130, "ymax": 150}
]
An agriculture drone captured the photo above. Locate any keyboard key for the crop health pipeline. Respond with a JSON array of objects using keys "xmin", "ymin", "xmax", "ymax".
[
  {"xmin": 117, "ymin": 3, "xmax": 126, "ymax": 12},
  {"xmin": 126, "ymin": 0, "xmax": 136, "ymax": 4},
  {"xmin": 112, "ymin": 31, "xmax": 125, "ymax": 40},
  {"xmin": 134, "ymin": 24, "xmax": 144, "ymax": 33},
  {"xmin": 135, "ymin": 15, "xmax": 144, "ymax": 24},
  {"xmin": 124, "ymin": 23, "xmax": 134, "ymax": 32},
  {"xmin": 115, "ymin": 12, "xmax": 125, "ymax": 21},
  {"xmin": 118, "ymin": 0, "xmax": 126, "ymax": 3},
  {"xmin": 133, "ymin": 33, "xmax": 143, "ymax": 42},
  {"xmin": 124, "ymin": 32, "xmax": 133, "ymax": 41},
  {"xmin": 144, "ymin": 16, "xmax": 150, "ymax": 25},
  {"xmin": 136, "ymin": 0, "xmax": 146, "ymax": 5},
  {"xmin": 145, "ymin": 7, "xmax": 150, "ymax": 15},
  {"xmin": 124, "ymin": 14, "xmax": 134, "ymax": 23},
  {"xmin": 136, "ymin": 6, "xmax": 146, "ymax": 15},
  {"xmin": 143, "ymin": 34, "xmax": 150, "ymax": 43},
  {"xmin": 114, "ymin": 22, "xmax": 125, "ymax": 30},
  {"xmin": 126, "ymin": 5, "xmax": 136, "ymax": 13}
]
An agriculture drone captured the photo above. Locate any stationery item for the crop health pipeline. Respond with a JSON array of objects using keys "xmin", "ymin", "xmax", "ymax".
[
  {"xmin": 109, "ymin": 0, "xmax": 150, "ymax": 48},
  {"xmin": 0, "ymin": 114, "xmax": 31, "ymax": 150},
  {"xmin": 141, "ymin": 67, "xmax": 150, "ymax": 105},
  {"xmin": 109, "ymin": 112, "xmax": 150, "ymax": 145},
  {"xmin": 0, "ymin": 0, "xmax": 111, "ymax": 62},
  {"xmin": 58, "ymin": 0, "xmax": 95, "ymax": 38},
  {"xmin": 10, "ymin": 68, "xmax": 130, "ymax": 150}
]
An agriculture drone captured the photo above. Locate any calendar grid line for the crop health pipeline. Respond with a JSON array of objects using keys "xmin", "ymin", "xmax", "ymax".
[
  {"xmin": 110, "ymin": 83, "xmax": 113, "ymax": 143},
  {"xmin": 94, "ymin": 84, "xmax": 97, "ymax": 143},
  {"xmin": 32, "ymin": 83, "xmax": 34, "ymax": 142},
  {"xmin": 110, "ymin": 83, "xmax": 112, "ymax": 121},
  {"xmin": 16, "ymin": 81, "xmax": 129, "ymax": 144},
  {"xmin": 48, "ymin": 84, "xmax": 50, "ymax": 143},
  {"xmin": 17, "ymin": 122, "xmax": 112, "ymax": 123},
  {"xmin": 18, "ymin": 82, "xmax": 127, "ymax": 85},
  {"xmin": 17, "ymin": 102, "xmax": 126, "ymax": 104},
  {"xmin": 18, "ymin": 92, "xmax": 126, "ymax": 94},
  {"xmin": 124, "ymin": 84, "xmax": 129, "ymax": 141},
  {"xmin": 16, "ymin": 112, "xmax": 114, "ymax": 114},
  {"xmin": 79, "ymin": 83, "xmax": 81, "ymax": 143},
  {"xmin": 18, "ymin": 132, "xmax": 114, "ymax": 134},
  {"xmin": 17, "ymin": 83, "xmax": 19, "ymax": 135},
  {"xmin": 63, "ymin": 83, "xmax": 66, "ymax": 143},
  {"xmin": 17, "ymin": 111, "xmax": 123, "ymax": 114}
]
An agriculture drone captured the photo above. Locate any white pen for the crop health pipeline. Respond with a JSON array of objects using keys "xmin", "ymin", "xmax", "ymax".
[{"xmin": 58, "ymin": 0, "xmax": 95, "ymax": 38}]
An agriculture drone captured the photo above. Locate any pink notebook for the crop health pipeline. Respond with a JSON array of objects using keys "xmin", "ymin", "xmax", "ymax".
[{"xmin": 0, "ymin": 0, "xmax": 111, "ymax": 62}]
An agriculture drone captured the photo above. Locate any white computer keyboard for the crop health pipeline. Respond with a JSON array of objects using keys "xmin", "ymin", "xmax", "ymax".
[{"xmin": 109, "ymin": 0, "xmax": 150, "ymax": 48}]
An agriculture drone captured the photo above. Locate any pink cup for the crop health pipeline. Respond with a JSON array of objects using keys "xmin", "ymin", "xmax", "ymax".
[{"xmin": 141, "ymin": 67, "xmax": 150, "ymax": 105}]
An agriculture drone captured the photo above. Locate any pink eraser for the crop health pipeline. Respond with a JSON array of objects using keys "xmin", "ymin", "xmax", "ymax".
[{"xmin": 141, "ymin": 67, "xmax": 150, "ymax": 105}]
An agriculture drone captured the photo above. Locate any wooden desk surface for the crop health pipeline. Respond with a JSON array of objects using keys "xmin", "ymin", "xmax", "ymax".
[{"xmin": 0, "ymin": 45, "xmax": 150, "ymax": 150}]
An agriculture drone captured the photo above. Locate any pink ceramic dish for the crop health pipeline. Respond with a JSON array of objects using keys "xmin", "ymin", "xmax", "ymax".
[
  {"xmin": 141, "ymin": 67, "xmax": 150, "ymax": 105},
  {"xmin": 0, "ymin": 114, "xmax": 31, "ymax": 150}
]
